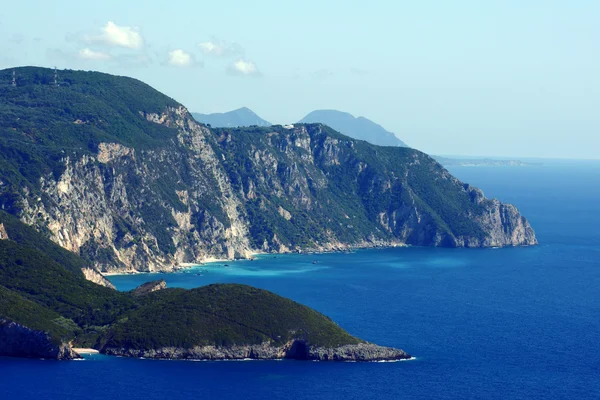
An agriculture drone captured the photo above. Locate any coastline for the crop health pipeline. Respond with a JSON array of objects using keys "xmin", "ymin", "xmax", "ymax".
[
  {"xmin": 101, "ymin": 342, "xmax": 411, "ymax": 362},
  {"xmin": 99, "ymin": 242, "xmax": 408, "ymax": 277}
]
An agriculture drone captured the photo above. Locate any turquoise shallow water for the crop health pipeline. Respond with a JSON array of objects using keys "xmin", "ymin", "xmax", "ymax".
[{"xmin": 2, "ymin": 161, "xmax": 600, "ymax": 399}]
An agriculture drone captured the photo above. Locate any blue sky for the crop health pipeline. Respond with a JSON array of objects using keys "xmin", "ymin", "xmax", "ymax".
[{"xmin": 1, "ymin": 0, "xmax": 598, "ymax": 159}]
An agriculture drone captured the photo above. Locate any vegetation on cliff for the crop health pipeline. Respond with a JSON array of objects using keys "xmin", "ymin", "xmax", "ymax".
[
  {"xmin": 0, "ymin": 286, "xmax": 75, "ymax": 344},
  {"xmin": 0, "ymin": 67, "xmax": 179, "ymax": 210}
]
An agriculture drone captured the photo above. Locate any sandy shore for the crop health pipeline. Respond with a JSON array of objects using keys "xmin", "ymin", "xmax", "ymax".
[{"xmin": 73, "ymin": 348, "xmax": 99, "ymax": 354}]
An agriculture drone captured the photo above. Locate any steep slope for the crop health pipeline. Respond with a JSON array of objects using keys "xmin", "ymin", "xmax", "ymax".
[
  {"xmin": 0, "ymin": 67, "xmax": 535, "ymax": 274},
  {"xmin": 212, "ymin": 125, "xmax": 536, "ymax": 251},
  {"xmin": 192, "ymin": 107, "xmax": 271, "ymax": 128},
  {"xmin": 299, "ymin": 110, "xmax": 408, "ymax": 147},
  {"xmin": 0, "ymin": 215, "xmax": 406, "ymax": 361}
]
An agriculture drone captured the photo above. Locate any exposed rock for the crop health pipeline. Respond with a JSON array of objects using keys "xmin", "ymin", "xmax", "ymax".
[
  {"xmin": 0, "ymin": 319, "xmax": 79, "ymax": 360},
  {"xmin": 308, "ymin": 343, "xmax": 410, "ymax": 361},
  {"xmin": 20, "ymin": 111, "xmax": 255, "ymax": 273},
  {"xmin": 81, "ymin": 268, "xmax": 116, "ymax": 290},
  {"xmin": 0, "ymin": 223, "xmax": 8, "ymax": 240},
  {"xmin": 278, "ymin": 206, "xmax": 292, "ymax": 221},
  {"xmin": 97, "ymin": 142, "xmax": 134, "ymax": 164},
  {"xmin": 102, "ymin": 340, "xmax": 410, "ymax": 362},
  {"xmin": 131, "ymin": 280, "xmax": 167, "ymax": 297}
]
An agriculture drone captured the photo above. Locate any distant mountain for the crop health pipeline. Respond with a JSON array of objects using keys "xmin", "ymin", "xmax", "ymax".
[
  {"xmin": 192, "ymin": 107, "xmax": 271, "ymax": 128},
  {"xmin": 298, "ymin": 110, "xmax": 408, "ymax": 147}
]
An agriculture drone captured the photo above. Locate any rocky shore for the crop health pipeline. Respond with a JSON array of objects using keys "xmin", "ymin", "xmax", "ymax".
[{"xmin": 102, "ymin": 341, "xmax": 410, "ymax": 362}]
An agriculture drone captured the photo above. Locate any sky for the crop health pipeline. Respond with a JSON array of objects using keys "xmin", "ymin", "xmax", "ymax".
[{"xmin": 1, "ymin": 0, "xmax": 598, "ymax": 159}]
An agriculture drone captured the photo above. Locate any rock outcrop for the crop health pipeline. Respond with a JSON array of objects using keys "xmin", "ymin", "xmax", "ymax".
[
  {"xmin": 102, "ymin": 340, "xmax": 410, "ymax": 362},
  {"xmin": 131, "ymin": 280, "xmax": 167, "ymax": 297},
  {"xmin": 0, "ymin": 319, "xmax": 79, "ymax": 360},
  {"xmin": 0, "ymin": 223, "xmax": 8, "ymax": 240},
  {"xmin": 81, "ymin": 268, "xmax": 116, "ymax": 290}
]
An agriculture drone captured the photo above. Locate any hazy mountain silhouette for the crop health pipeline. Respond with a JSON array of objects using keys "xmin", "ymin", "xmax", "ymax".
[
  {"xmin": 192, "ymin": 107, "xmax": 271, "ymax": 128},
  {"xmin": 299, "ymin": 110, "xmax": 408, "ymax": 147}
]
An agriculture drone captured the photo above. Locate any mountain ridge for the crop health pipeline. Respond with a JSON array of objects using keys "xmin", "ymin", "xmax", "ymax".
[{"xmin": 0, "ymin": 67, "xmax": 536, "ymax": 275}]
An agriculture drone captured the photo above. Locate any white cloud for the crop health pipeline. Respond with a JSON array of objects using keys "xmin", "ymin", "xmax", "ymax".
[
  {"xmin": 86, "ymin": 21, "xmax": 143, "ymax": 49},
  {"xmin": 167, "ymin": 49, "xmax": 197, "ymax": 67},
  {"xmin": 198, "ymin": 39, "xmax": 243, "ymax": 57},
  {"xmin": 78, "ymin": 48, "xmax": 112, "ymax": 61},
  {"xmin": 228, "ymin": 59, "xmax": 261, "ymax": 77}
]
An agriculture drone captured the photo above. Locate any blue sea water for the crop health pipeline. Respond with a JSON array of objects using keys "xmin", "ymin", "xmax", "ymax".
[{"xmin": 2, "ymin": 160, "xmax": 600, "ymax": 399}]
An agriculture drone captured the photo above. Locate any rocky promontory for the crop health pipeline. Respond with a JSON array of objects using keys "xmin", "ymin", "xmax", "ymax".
[
  {"xmin": 102, "ymin": 341, "xmax": 410, "ymax": 362},
  {"xmin": 0, "ymin": 319, "xmax": 79, "ymax": 360},
  {"xmin": 131, "ymin": 280, "xmax": 167, "ymax": 297}
]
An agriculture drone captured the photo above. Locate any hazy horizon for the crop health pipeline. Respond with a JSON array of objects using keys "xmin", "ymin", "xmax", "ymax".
[{"xmin": 1, "ymin": 0, "xmax": 598, "ymax": 159}]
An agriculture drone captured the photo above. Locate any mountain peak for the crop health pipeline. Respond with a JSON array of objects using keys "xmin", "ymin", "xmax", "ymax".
[
  {"xmin": 298, "ymin": 110, "xmax": 408, "ymax": 147},
  {"xmin": 191, "ymin": 107, "xmax": 271, "ymax": 128}
]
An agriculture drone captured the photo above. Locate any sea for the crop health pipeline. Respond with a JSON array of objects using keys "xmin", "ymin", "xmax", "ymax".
[{"xmin": 2, "ymin": 160, "xmax": 600, "ymax": 399}]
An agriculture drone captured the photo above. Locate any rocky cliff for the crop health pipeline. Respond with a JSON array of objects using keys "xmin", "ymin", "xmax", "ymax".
[
  {"xmin": 0, "ymin": 67, "xmax": 536, "ymax": 275},
  {"xmin": 0, "ymin": 319, "xmax": 79, "ymax": 360},
  {"xmin": 131, "ymin": 280, "xmax": 167, "ymax": 296}
]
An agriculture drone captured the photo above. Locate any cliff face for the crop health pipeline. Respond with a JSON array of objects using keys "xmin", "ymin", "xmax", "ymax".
[
  {"xmin": 0, "ymin": 319, "xmax": 79, "ymax": 360},
  {"xmin": 16, "ymin": 108, "xmax": 536, "ymax": 273},
  {"xmin": 0, "ymin": 68, "xmax": 536, "ymax": 274},
  {"xmin": 19, "ymin": 107, "xmax": 254, "ymax": 273}
]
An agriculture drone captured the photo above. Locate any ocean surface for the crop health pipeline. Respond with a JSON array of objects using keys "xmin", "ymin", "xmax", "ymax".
[{"xmin": 2, "ymin": 160, "xmax": 600, "ymax": 399}]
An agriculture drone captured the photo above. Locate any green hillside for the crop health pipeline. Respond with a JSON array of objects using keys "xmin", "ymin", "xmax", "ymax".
[
  {"xmin": 102, "ymin": 284, "xmax": 359, "ymax": 350},
  {"xmin": 0, "ymin": 213, "xmax": 360, "ymax": 355}
]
